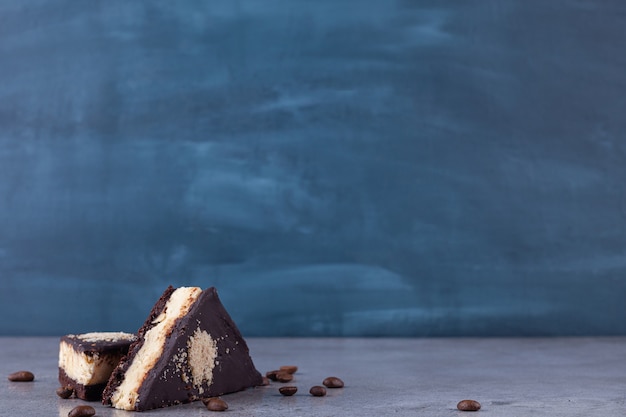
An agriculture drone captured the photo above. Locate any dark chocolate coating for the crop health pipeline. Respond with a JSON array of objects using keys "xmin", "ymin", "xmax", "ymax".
[
  {"xmin": 103, "ymin": 286, "xmax": 263, "ymax": 411},
  {"xmin": 60, "ymin": 334, "xmax": 135, "ymax": 354},
  {"xmin": 58, "ymin": 368, "xmax": 106, "ymax": 401}
]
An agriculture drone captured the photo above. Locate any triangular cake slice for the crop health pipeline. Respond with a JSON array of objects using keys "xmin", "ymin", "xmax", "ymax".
[{"xmin": 102, "ymin": 286, "xmax": 263, "ymax": 411}]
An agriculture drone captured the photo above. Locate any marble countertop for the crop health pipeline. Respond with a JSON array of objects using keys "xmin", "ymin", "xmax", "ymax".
[{"xmin": 1, "ymin": 337, "xmax": 625, "ymax": 416}]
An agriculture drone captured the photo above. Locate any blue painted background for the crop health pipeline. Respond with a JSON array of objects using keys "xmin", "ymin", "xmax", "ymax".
[{"xmin": 1, "ymin": 1, "xmax": 625, "ymax": 336}]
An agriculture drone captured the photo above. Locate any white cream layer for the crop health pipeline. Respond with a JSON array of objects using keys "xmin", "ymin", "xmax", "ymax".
[{"xmin": 109, "ymin": 287, "xmax": 203, "ymax": 410}]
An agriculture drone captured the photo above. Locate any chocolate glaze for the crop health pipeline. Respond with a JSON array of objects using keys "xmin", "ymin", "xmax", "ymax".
[
  {"xmin": 60, "ymin": 334, "xmax": 135, "ymax": 354},
  {"xmin": 103, "ymin": 286, "xmax": 263, "ymax": 411},
  {"xmin": 58, "ymin": 368, "xmax": 107, "ymax": 401}
]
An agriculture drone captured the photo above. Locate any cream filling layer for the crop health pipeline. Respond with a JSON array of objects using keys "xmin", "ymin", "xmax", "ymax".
[
  {"xmin": 58, "ymin": 332, "xmax": 136, "ymax": 385},
  {"xmin": 109, "ymin": 287, "xmax": 203, "ymax": 410}
]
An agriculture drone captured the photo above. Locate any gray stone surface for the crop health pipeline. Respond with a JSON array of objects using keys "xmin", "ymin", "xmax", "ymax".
[{"xmin": 1, "ymin": 337, "xmax": 625, "ymax": 416}]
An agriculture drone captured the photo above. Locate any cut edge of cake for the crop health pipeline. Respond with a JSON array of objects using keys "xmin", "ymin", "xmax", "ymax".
[{"xmin": 58, "ymin": 331, "xmax": 137, "ymax": 401}]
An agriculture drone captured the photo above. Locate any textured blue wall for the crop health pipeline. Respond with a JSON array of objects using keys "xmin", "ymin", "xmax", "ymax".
[{"xmin": 1, "ymin": 1, "xmax": 626, "ymax": 336}]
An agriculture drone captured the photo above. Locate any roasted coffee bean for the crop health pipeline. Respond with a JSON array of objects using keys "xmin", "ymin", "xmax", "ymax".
[
  {"xmin": 279, "ymin": 386, "xmax": 298, "ymax": 396},
  {"xmin": 261, "ymin": 376, "xmax": 271, "ymax": 386},
  {"xmin": 206, "ymin": 397, "xmax": 228, "ymax": 412},
  {"xmin": 7, "ymin": 370, "xmax": 34, "ymax": 382},
  {"xmin": 200, "ymin": 397, "xmax": 211, "ymax": 405},
  {"xmin": 56, "ymin": 386, "xmax": 74, "ymax": 399},
  {"xmin": 266, "ymin": 370, "xmax": 280, "ymax": 381},
  {"xmin": 309, "ymin": 385, "xmax": 327, "ymax": 397},
  {"xmin": 68, "ymin": 405, "xmax": 96, "ymax": 417},
  {"xmin": 322, "ymin": 376, "xmax": 344, "ymax": 388},
  {"xmin": 279, "ymin": 365, "xmax": 298, "ymax": 374},
  {"xmin": 457, "ymin": 399, "xmax": 481, "ymax": 411},
  {"xmin": 275, "ymin": 372, "xmax": 293, "ymax": 382}
]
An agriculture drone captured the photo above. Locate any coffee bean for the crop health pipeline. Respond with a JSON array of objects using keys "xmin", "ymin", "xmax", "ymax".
[
  {"xmin": 7, "ymin": 371, "xmax": 34, "ymax": 382},
  {"xmin": 279, "ymin": 386, "xmax": 298, "ymax": 396},
  {"xmin": 309, "ymin": 385, "xmax": 327, "ymax": 397},
  {"xmin": 206, "ymin": 397, "xmax": 228, "ymax": 411},
  {"xmin": 200, "ymin": 397, "xmax": 211, "ymax": 406},
  {"xmin": 322, "ymin": 376, "xmax": 344, "ymax": 388},
  {"xmin": 266, "ymin": 370, "xmax": 280, "ymax": 381},
  {"xmin": 279, "ymin": 365, "xmax": 298, "ymax": 374},
  {"xmin": 56, "ymin": 386, "xmax": 74, "ymax": 399},
  {"xmin": 68, "ymin": 405, "xmax": 96, "ymax": 417},
  {"xmin": 457, "ymin": 399, "xmax": 481, "ymax": 411},
  {"xmin": 275, "ymin": 371, "xmax": 293, "ymax": 382},
  {"xmin": 261, "ymin": 376, "xmax": 271, "ymax": 386}
]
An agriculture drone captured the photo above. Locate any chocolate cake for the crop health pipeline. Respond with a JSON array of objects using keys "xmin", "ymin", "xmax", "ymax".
[
  {"xmin": 102, "ymin": 286, "xmax": 263, "ymax": 411},
  {"xmin": 58, "ymin": 332, "xmax": 137, "ymax": 401}
]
